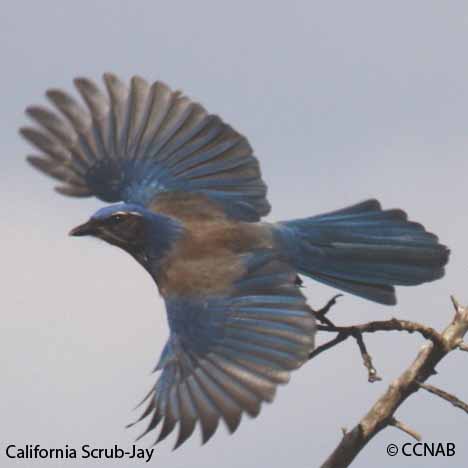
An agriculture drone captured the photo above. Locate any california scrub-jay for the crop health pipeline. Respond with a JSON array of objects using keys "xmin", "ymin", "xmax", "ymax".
[{"xmin": 21, "ymin": 74, "xmax": 449, "ymax": 448}]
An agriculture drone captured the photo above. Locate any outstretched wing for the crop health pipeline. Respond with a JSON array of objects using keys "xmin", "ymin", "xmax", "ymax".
[
  {"xmin": 130, "ymin": 252, "xmax": 316, "ymax": 448},
  {"xmin": 21, "ymin": 74, "xmax": 270, "ymax": 221}
]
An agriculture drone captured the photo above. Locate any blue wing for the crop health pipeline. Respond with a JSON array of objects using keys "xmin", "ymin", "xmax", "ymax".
[
  {"xmin": 130, "ymin": 252, "xmax": 316, "ymax": 448},
  {"xmin": 21, "ymin": 74, "xmax": 270, "ymax": 221}
]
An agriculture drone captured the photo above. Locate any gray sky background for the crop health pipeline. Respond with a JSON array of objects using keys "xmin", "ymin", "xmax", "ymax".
[{"xmin": 2, "ymin": 1, "xmax": 468, "ymax": 467}]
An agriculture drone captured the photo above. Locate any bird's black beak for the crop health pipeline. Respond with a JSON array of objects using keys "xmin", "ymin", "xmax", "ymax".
[{"xmin": 69, "ymin": 219, "xmax": 97, "ymax": 237}]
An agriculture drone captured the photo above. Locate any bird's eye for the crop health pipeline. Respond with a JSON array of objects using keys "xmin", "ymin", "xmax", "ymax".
[{"xmin": 109, "ymin": 214, "xmax": 124, "ymax": 224}]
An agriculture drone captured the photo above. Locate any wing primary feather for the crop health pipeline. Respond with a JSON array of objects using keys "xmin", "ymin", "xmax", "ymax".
[
  {"xmin": 74, "ymin": 78, "xmax": 109, "ymax": 120},
  {"xmin": 203, "ymin": 355, "xmax": 262, "ymax": 417},
  {"xmin": 135, "ymin": 407, "xmax": 163, "ymax": 442},
  {"xmin": 221, "ymin": 337, "xmax": 305, "ymax": 370},
  {"xmin": 103, "ymin": 73, "xmax": 129, "ymax": 160},
  {"xmin": 194, "ymin": 363, "xmax": 242, "ymax": 434},
  {"xmin": 145, "ymin": 96, "xmax": 194, "ymax": 161},
  {"xmin": 20, "ymin": 127, "xmax": 71, "ymax": 164},
  {"xmin": 155, "ymin": 388, "xmax": 179, "ymax": 444},
  {"xmin": 185, "ymin": 375, "xmax": 220, "ymax": 445},
  {"xmin": 173, "ymin": 383, "xmax": 198, "ymax": 450},
  {"xmin": 45, "ymin": 90, "xmax": 98, "ymax": 166},
  {"xmin": 216, "ymin": 348, "xmax": 290, "ymax": 384},
  {"xmin": 158, "ymin": 103, "xmax": 209, "ymax": 159},
  {"xmin": 46, "ymin": 89, "xmax": 100, "ymax": 166},
  {"xmin": 170, "ymin": 133, "xmax": 242, "ymax": 177},
  {"xmin": 133, "ymin": 382, "xmax": 158, "ymax": 410},
  {"xmin": 163, "ymin": 115, "xmax": 224, "ymax": 170},
  {"xmin": 25, "ymin": 106, "xmax": 76, "ymax": 148},
  {"xmin": 74, "ymin": 77, "xmax": 110, "ymax": 161},
  {"xmin": 226, "ymin": 319, "xmax": 314, "ymax": 346},
  {"xmin": 125, "ymin": 398, "xmax": 155, "ymax": 428},
  {"xmin": 139, "ymin": 81, "xmax": 174, "ymax": 161},
  {"xmin": 46, "ymin": 89, "xmax": 90, "ymax": 133},
  {"xmin": 126, "ymin": 76, "xmax": 150, "ymax": 159},
  {"xmin": 177, "ymin": 150, "xmax": 252, "ymax": 180},
  {"xmin": 54, "ymin": 185, "xmax": 92, "ymax": 197},
  {"xmin": 27, "ymin": 156, "xmax": 84, "ymax": 186},
  {"xmin": 207, "ymin": 354, "xmax": 276, "ymax": 403}
]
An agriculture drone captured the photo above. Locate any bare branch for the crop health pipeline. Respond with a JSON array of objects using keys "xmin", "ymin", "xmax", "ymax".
[
  {"xmin": 320, "ymin": 297, "xmax": 468, "ymax": 468},
  {"xmin": 317, "ymin": 318, "xmax": 444, "ymax": 345},
  {"xmin": 309, "ymin": 332, "xmax": 348, "ymax": 360},
  {"xmin": 417, "ymin": 382, "xmax": 468, "ymax": 415},
  {"xmin": 310, "ymin": 316, "xmax": 444, "ymax": 382},
  {"xmin": 309, "ymin": 326, "xmax": 382, "ymax": 381},
  {"xmin": 353, "ymin": 331, "xmax": 382, "ymax": 382},
  {"xmin": 309, "ymin": 325, "xmax": 383, "ymax": 381},
  {"xmin": 312, "ymin": 294, "xmax": 343, "ymax": 327}
]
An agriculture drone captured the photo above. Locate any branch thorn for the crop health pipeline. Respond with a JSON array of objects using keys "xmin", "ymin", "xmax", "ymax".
[{"xmin": 389, "ymin": 417, "xmax": 421, "ymax": 441}]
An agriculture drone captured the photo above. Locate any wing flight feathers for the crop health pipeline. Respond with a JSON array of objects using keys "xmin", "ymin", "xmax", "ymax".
[
  {"xmin": 21, "ymin": 74, "xmax": 270, "ymax": 221},
  {"xmin": 131, "ymin": 253, "xmax": 316, "ymax": 448}
]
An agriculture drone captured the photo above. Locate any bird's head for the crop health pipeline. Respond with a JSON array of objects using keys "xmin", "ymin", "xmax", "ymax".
[
  {"xmin": 69, "ymin": 203, "xmax": 148, "ymax": 249},
  {"xmin": 69, "ymin": 203, "xmax": 183, "ymax": 264}
]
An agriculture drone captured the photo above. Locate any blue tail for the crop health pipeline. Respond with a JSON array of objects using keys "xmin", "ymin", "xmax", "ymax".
[{"xmin": 275, "ymin": 199, "xmax": 449, "ymax": 305}]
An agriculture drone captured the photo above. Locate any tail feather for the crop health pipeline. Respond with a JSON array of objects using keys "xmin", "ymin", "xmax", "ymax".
[
  {"xmin": 276, "ymin": 199, "xmax": 449, "ymax": 305},
  {"xmin": 309, "ymin": 272, "xmax": 397, "ymax": 305}
]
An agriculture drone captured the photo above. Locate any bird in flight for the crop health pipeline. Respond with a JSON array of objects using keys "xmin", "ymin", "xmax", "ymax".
[{"xmin": 21, "ymin": 74, "xmax": 449, "ymax": 449}]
